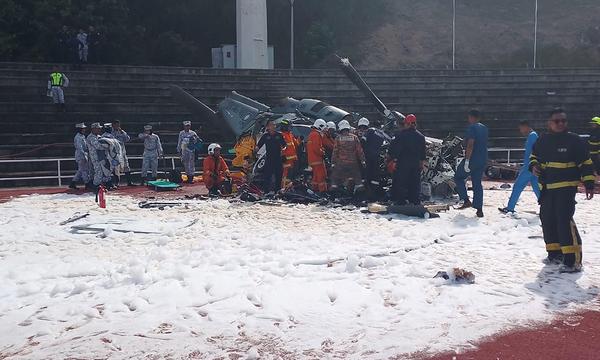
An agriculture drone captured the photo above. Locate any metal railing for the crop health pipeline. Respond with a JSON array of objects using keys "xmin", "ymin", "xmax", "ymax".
[
  {"xmin": 488, "ymin": 148, "xmax": 525, "ymax": 165},
  {"xmin": 0, "ymin": 149, "xmax": 525, "ymax": 186},
  {"xmin": 0, "ymin": 156, "xmax": 182, "ymax": 186}
]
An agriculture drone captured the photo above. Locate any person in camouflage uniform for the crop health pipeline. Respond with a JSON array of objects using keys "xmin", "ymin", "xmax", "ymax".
[
  {"xmin": 177, "ymin": 120, "xmax": 200, "ymax": 183},
  {"xmin": 86, "ymin": 122, "xmax": 112, "ymax": 189},
  {"xmin": 111, "ymin": 119, "xmax": 134, "ymax": 186},
  {"xmin": 138, "ymin": 125, "xmax": 163, "ymax": 182},
  {"xmin": 69, "ymin": 123, "xmax": 90, "ymax": 189}
]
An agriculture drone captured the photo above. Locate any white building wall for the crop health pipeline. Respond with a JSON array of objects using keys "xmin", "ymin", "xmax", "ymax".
[{"xmin": 236, "ymin": 0, "xmax": 269, "ymax": 69}]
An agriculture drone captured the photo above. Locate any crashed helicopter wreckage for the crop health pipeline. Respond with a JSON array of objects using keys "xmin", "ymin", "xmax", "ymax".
[{"xmin": 170, "ymin": 57, "xmax": 464, "ymax": 203}]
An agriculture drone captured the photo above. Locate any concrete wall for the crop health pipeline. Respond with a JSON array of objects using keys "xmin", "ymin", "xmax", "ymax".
[{"xmin": 236, "ymin": 0, "xmax": 269, "ymax": 69}]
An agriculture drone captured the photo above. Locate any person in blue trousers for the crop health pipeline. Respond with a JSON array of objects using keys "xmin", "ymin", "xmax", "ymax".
[
  {"xmin": 499, "ymin": 120, "xmax": 541, "ymax": 213},
  {"xmin": 455, "ymin": 109, "xmax": 489, "ymax": 218}
]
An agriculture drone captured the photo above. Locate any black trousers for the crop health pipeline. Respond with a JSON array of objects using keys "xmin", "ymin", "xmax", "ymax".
[
  {"xmin": 392, "ymin": 166, "xmax": 421, "ymax": 205},
  {"xmin": 364, "ymin": 156, "xmax": 380, "ymax": 185},
  {"xmin": 539, "ymin": 188, "xmax": 582, "ymax": 267},
  {"xmin": 262, "ymin": 162, "xmax": 283, "ymax": 193}
]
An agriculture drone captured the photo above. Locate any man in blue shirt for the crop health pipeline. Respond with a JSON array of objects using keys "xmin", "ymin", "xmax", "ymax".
[
  {"xmin": 499, "ymin": 120, "xmax": 540, "ymax": 213},
  {"xmin": 455, "ymin": 109, "xmax": 489, "ymax": 218}
]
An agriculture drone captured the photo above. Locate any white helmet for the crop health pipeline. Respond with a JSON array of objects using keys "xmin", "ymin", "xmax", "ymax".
[
  {"xmin": 326, "ymin": 121, "xmax": 336, "ymax": 130},
  {"xmin": 208, "ymin": 143, "xmax": 222, "ymax": 155},
  {"xmin": 357, "ymin": 117, "xmax": 370, "ymax": 128},
  {"xmin": 313, "ymin": 119, "xmax": 327, "ymax": 131},
  {"xmin": 338, "ymin": 120, "xmax": 352, "ymax": 131}
]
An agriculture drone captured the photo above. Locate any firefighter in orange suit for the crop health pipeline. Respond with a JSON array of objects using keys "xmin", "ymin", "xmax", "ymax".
[
  {"xmin": 203, "ymin": 143, "xmax": 231, "ymax": 195},
  {"xmin": 280, "ymin": 119, "xmax": 300, "ymax": 186},
  {"xmin": 307, "ymin": 119, "xmax": 328, "ymax": 193}
]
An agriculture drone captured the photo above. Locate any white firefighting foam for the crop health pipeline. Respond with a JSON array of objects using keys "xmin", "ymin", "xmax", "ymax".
[{"xmin": 0, "ymin": 189, "xmax": 598, "ymax": 359}]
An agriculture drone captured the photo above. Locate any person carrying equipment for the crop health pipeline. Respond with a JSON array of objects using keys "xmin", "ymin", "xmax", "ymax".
[
  {"xmin": 111, "ymin": 119, "xmax": 134, "ymax": 186},
  {"xmin": 256, "ymin": 119, "xmax": 287, "ymax": 193},
  {"xmin": 330, "ymin": 120, "xmax": 366, "ymax": 193},
  {"xmin": 203, "ymin": 143, "xmax": 231, "ymax": 195},
  {"xmin": 455, "ymin": 109, "xmax": 489, "ymax": 218},
  {"xmin": 307, "ymin": 119, "xmax": 328, "ymax": 193},
  {"xmin": 100, "ymin": 123, "xmax": 122, "ymax": 186},
  {"xmin": 177, "ymin": 121, "xmax": 200, "ymax": 184},
  {"xmin": 388, "ymin": 114, "xmax": 426, "ymax": 205},
  {"xmin": 47, "ymin": 66, "xmax": 69, "ymax": 112},
  {"xmin": 499, "ymin": 120, "xmax": 540, "ymax": 213},
  {"xmin": 280, "ymin": 119, "xmax": 300, "ymax": 187},
  {"xmin": 138, "ymin": 125, "xmax": 163, "ymax": 183},
  {"xmin": 69, "ymin": 123, "xmax": 90, "ymax": 189},
  {"xmin": 588, "ymin": 116, "xmax": 600, "ymax": 174},
  {"xmin": 530, "ymin": 108, "xmax": 595, "ymax": 273},
  {"xmin": 86, "ymin": 122, "xmax": 113, "ymax": 190}
]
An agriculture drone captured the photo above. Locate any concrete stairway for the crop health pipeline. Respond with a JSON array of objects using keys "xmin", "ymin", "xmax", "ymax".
[{"xmin": 1, "ymin": 61, "xmax": 599, "ymax": 186}]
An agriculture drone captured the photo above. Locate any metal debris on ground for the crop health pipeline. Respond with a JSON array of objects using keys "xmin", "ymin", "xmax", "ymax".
[
  {"xmin": 59, "ymin": 213, "xmax": 90, "ymax": 225},
  {"xmin": 434, "ymin": 268, "xmax": 476, "ymax": 284}
]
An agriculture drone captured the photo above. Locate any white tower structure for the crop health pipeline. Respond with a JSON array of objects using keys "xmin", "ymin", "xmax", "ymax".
[{"xmin": 236, "ymin": 0, "xmax": 269, "ymax": 69}]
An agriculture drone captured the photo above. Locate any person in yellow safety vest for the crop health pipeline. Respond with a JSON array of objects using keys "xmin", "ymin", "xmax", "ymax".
[
  {"xmin": 232, "ymin": 131, "xmax": 257, "ymax": 169},
  {"xmin": 47, "ymin": 66, "xmax": 69, "ymax": 112},
  {"xmin": 588, "ymin": 116, "xmax": 600, "ymax": 174},
  {"xmin": 280, "ymin": 119, "xmax": 300, "ymax": 187}
]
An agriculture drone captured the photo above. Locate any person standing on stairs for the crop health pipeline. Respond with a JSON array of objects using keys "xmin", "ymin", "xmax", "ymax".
[
  {"xmin": 76, "ymin": 28, "xmax": 88, "ymax": 65},
  {"xmin": 47, "ymin": 66, "xmax": 69, "ymax": 112}
]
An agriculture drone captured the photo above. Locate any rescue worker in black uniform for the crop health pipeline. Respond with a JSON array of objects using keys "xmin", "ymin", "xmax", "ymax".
[
  {"xmin": 357, "ymin": 117, "xmax": 391, "ymax": 199},
  {"xmin": 256, "ymin": 119, "xmax": 287, "ymax": 194},
  {"xmin": 388, "ymin": 114, "xmax": 426, "ymax": 205},
  {"xmin": 529, "ymin": 108, "xmax": 595, "ymax": 273}
]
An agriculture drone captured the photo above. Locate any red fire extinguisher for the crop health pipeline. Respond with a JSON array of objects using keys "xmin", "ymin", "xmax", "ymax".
[{"xmin": 96, "ymin": 185, "xmax": 107, "ymax": 208}]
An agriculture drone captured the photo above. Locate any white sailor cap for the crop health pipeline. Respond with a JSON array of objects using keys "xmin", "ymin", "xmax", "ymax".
[
  {"xmin": 90, "ymin": 122, "xmax": 102, "ymax": 129},
  {"xmin": 144, "ymin": 125, "xmax": 153, "ymax": 131},
  {"xmin": 75, "ymin": 123, "xmax": 87, "ymax": 129},
  {"xmin": 183, "ymin": 121, "xmax": 192, "ymax": 126}
]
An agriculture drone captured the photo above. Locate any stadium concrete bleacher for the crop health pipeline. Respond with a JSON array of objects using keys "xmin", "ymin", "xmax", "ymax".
[{"xmin": 1, "ymin": 61, "xmax": 599, "ymax": 186}]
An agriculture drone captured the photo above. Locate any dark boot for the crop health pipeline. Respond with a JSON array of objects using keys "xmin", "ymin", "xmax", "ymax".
[
  {"xmin": 187, "ymin": 176, "xmax": 194, "ymax": 184},
  {"xmin": 456, "ymin": 199, "xmax": 472, "ymax": 210},
  {"xmin": 105, "ymin": 180, "xmax": 116, "ymax": 191},
  {"xmin": 87, "ymin": 183, "xmax": 98, "ymax": 192},
  {"xmin": 126, "ymin": 172, "xmax": 135, "ymax": 186},
  {"xmin": 68, "ymin": 181, "xmax": 78, "ymax": 189}
]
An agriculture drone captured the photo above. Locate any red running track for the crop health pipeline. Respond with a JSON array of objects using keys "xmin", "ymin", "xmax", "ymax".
[
  {"xmin": 426, "ymin": 311, "xmax": 600, "ymax": 360},
  {"xmin": 0, "ymin": 183, "xmax": 209, "ymax": 203}
]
